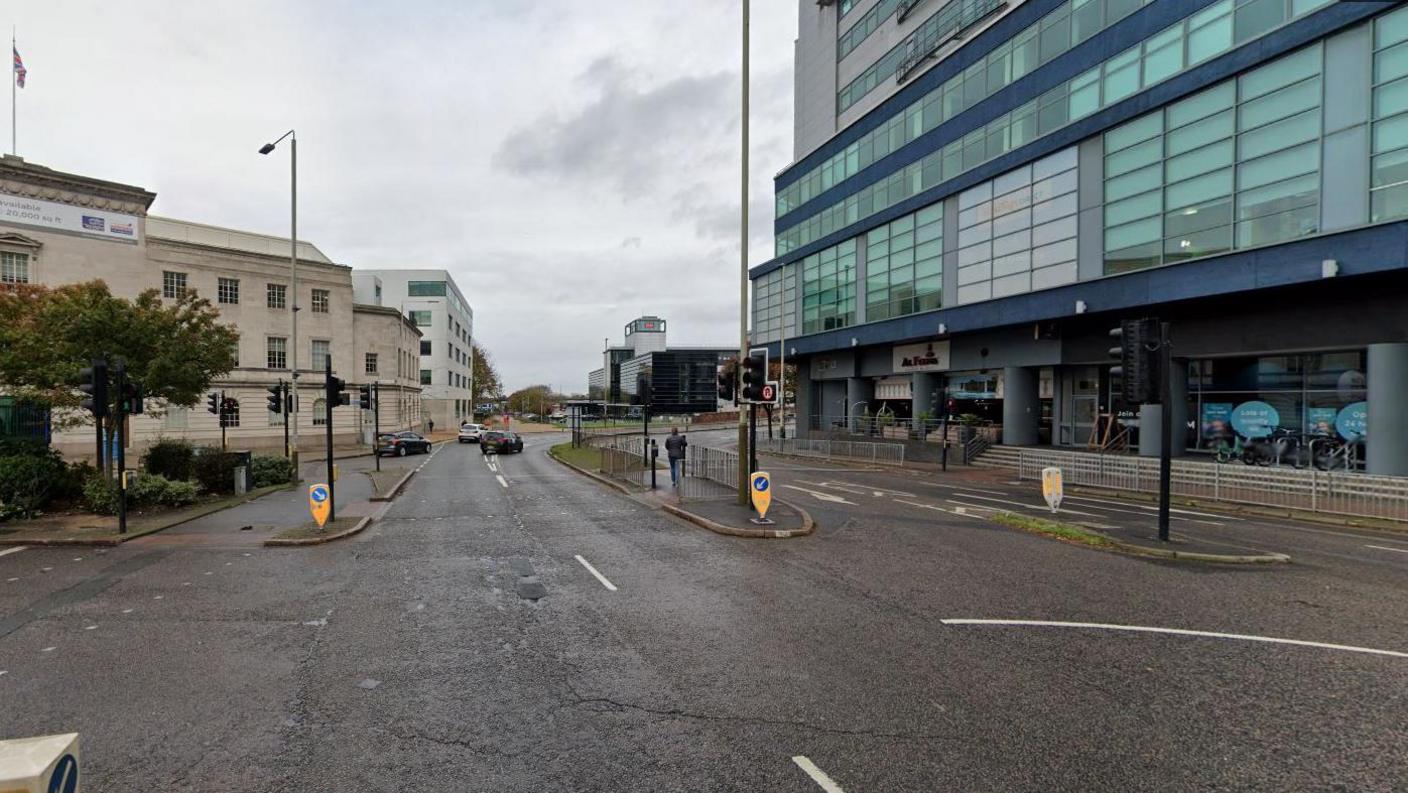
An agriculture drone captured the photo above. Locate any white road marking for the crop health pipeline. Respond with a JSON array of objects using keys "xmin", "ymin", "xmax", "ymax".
[
  {"xmin": 943, "ymin": 492, "xmax": 1101, "ymax": 517},
  {"xmin": 84, "ymin": 625, "xmax": 97, "ymax": 630},
  {"xmin": 781, "ymin": 485, "xmax": 856, "ymax": 505},
  {"xmin": 0, "ymin": 670, "xmax": 7, "ymax": 676},
  {"xmin": 122, "ymin": 608, "xmax": 134, "ymax": 614},
  {"xmin": 1061, "ymin": 496, "xmax": 1225, "ymax": 526},
  {"xmin": 41, "ymin": 647, "xmax": 55, "ymax": 653},
  {"xmin": 1366, "ymin": 544, "xmax": 1408, "ymax": 554},
  {"xmin": 894, "ymin": 498, "xmax": 982, "ymax": 519},
  {"xmin": 496, "ymin": 475, "xmax": 508, "ymax": 489},
  {"xmin": 574, "ymin": 555, "xmax": 618, "ymax": 592},
  {"xmin": 72, "ymin": 557, "xmax": 82, "ymax": 562},
  {"xmin": 1059, "ymin": 493, "xmax": 1243, "ymax": 521},
  {"xmin": 0, "ymin": 546, "xmax": 26, "ymax": 558},
  {"xmin": 791, "ymin": 756, "xmax": 846, "ymax": 793},
  {"xmin": 153, "ymin": 595, "xmax": 163, "ymax": 600},
  {"xmin": 6, "ymin": 577, "xmax": 17, "ymax": 582},
  {"xmin": 940, "ymin": 619, "xmax": 1408, "ymax": 659},
  {"xmin": 920, "ymin": 482, "xmax": 1009, "ymax": 496}
]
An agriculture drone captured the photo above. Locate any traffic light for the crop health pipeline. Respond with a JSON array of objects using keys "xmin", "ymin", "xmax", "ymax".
[
  {"xmin": 358, "ymin": 384, "xmax": 373, "ymax": 410},
  {"xmin": 1109, "ymin": 318, "xmax": 1160, "ymax": 405},
  {"xmin": 79, "ymin": 359, "xmax": 109, "ymax": 418},
  {"xmin": 741, "ymin": 348, "xmax": 768, "ymax": 402},
  {"xmin": 206, "ymin": 392, "xmax": 220, "ymax": 415},
  {"xmin": 326, "ymin": 373, "xmax": 348, "ymax": 407},
  {"xmin": 717, "ymin": 360, "xmax": 737, "ymax": 402},
  {"xmin": 122, "ymin": 382, "xmax": 144, "ymax": 415},
  {"xmin": 267, "ymin": 382, "xmax": 285, "ymax": 414}
]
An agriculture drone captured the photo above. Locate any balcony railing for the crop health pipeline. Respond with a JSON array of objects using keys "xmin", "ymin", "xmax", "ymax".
[{"xmin": 896, "ymin": 0, "xmax": 1007, "ymax": 84}]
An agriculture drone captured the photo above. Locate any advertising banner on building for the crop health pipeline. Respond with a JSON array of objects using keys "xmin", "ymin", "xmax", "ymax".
[
  {"xmin": 892, "ymin": 340, "xmax": 951, "ymax": 373},
  {"xmin": 0, "ymin": 193, "xmax": 141, "ymax": 243}
]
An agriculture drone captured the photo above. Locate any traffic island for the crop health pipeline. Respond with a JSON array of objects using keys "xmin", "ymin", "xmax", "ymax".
[
  {"xmin": 661, "ymin": 497, "xmax": 814, "ymax": 539},
  {"xmin": 367, "ymin": 467, "xmax": 416, "ymax": 502},
  {"xmin": 990, "ymin": 511, "xmax": 1290, "ymax": 564},
  {"xmin": 264, "ymin": 516, "xmax": 370, "ymax": 546}
]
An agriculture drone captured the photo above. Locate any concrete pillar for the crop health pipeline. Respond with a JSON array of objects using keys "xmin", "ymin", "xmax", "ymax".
[
  {"xmin": 1001, "ymin": 366, "xmax": 1039, "ymax": 446},
  {"xmin": 846, "ymin": 376, "xmax": 874, "ymax": 427},
  {"xmin": 1367, "ymin": 343, "xmax": 1408, "ymax": 476},
  {"xmin": 1138, "ymin": 361, "xmax": 1188, "ymax": 458},
  {"xmin": 795, "ymin": 371, "xmax": 816, "ymax": 436},
  {"xmin": 911, "ymin": 372, "xmax": 939, "ymax": 418}
]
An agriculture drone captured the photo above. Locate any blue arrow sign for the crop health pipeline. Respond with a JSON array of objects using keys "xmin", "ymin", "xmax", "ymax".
[{"xmin": 310, "ymin": 485, "xmax": 329, "ymax": 503}]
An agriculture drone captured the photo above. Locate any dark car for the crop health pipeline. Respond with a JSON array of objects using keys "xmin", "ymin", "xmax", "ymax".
[
  {"xmin": 376, "ymin": 431, "xmax": 433, "ymax": 457},
  {"xmin": 481, "ymin": 430, "xmax": 524, "ymax": 455}
]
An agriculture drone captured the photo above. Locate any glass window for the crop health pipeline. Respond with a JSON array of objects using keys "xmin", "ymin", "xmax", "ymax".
[
  {"xmin": 1188, "ymin": 2, "xmax": 1233, "ymax": 65},
  {"xmin": 1167, "ymin": 83, "xmax": 1235, "ymax": 129},
  {"xmin": 1167, "ymin": 110, "xmax": 1234, "ymax": 157},
  {"xmin": 1238, "ymin": 109, "xmax": 1319, "ymax": 161},
  {"xmin": 1102, "ymin": 49, "xmax": 1141, "ymax": 105},
  {"xmin": 1238, "ymin": 78, "xmax": 1320, "ymax": 130},
  {"xmin": 267, "ymin": 337, "xmax": 287, "ymax": 370},
  {"xmin": 1142, "ymin": 26, "xmax": 1184, "ymax": 86},
  {"xmin": 1166, "ymin": 141, "xmax": 1233, "ymax": 183},
  {"xmin": 1234, "ymin": 0, "xmax": 1286, "ymax": 46},
  {"xmin": 166, "ymin": 405, "xmax": 189, "ymax": 430},
  {"xmin": 420, "ymin": 369, "xmax": 432, "ymax": 386},
  {"xmin": 162, "ymin": 271, "xmax": 187, "ymax": 299},
  {"xmin": 217, "ymin": 277, "xmax": 239, "ymax": 305},
  {"xmin": 409, "ymin": 310, "xmax": 432, "ymax": 327},
  {"xmin": 420, "ymin": 339, "xmax": 432, "ymax": 355},
  {"xmin": 312, "ymin": 398, "xmax": 328, "ymax": 427},
  {"xmin": 1239, "ymin": 44, "xmax": 1320, "ymax": 101},
  {"xmin": 365, "ymin": 353, "xmax": 378, "ymax": 374},
  {"xmin": 311, "ymin": 288, "xmax": 330, "ymax": 313},
  {"xmin": 267, "ymin": 283, "xmax": 286, "ymax": 309},
  {"xmin": 1237, "ymin": 142, "xmax": 1317, "ymax": 191},
  {"xmin": 311, "ymin": 339, "xmax": 331, "ymax": 372},
  {"xmin": 0, "ymin": 252, "xmax": 28, "ymax": 284},
  {"xmin": 220, "ymin": 398, "xmax": 240, "ymax": 428}
]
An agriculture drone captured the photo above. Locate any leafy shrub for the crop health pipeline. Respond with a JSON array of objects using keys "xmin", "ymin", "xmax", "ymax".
[
  {"xmin": 82, "ymin": 475, "xmax": 120, "ymax": 515},
  {"xmin": 142, "ymin": 438, "xmax": 196, "ymax": 482},
  {"xmin": 83, "ymin": 472, "xmax": 199, "ymax": 514},
  {"xmin": 250, "ymin": 455, "xmax": 295, "ymax": 488},
  {"xmin": 0, "ymin": 453, "xmax": 67, "ymax": 516},
  {"xmin": 55, "ymin": 461, "xmax": 96, "ymax": 503},
  {"xmin": 0, "ymin": 437, "xmax": 52, "ymax": 458},
  {"xmin": 128, "ymin": 473, "xmax": 199, "ymax": 508},
  {"xmin": 192, "ymin": 447, "xmax": 236, "ymax": 494}
]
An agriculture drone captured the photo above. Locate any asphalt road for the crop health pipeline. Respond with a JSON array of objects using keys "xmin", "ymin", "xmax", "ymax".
[{"xmin": 1, "ymin": 434, "xmax": 1405, "ymax": 791}]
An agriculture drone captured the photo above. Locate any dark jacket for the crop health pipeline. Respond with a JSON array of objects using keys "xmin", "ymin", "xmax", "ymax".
[{"xmin": 664, "ymin": 434, "xmax": 687, "ymax": 460}]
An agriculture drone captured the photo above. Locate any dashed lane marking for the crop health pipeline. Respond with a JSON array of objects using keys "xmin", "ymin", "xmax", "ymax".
[
  {"xmin": 1060, "ymin": 496, "xmax": 1225, "ymax": 527},
  {"xmin": 574, "ymin": 555, "xmax": 618, "ymax": 592},
  {"xmin": 792, "ymin": 756, "xmax": 846, "ymax": 793},
  {"xmin": 940, "ymin": 492, "xmax": 1102, "ymax": 517},
  {"xmin": 0, "ymin": 547, "xmax": 26, "ymax": 558},
  {"xmin": 496, "ymin": 475, "xmax": 509, "ymax": 489},
  {"xmin": 894, "ymin": 498, "xmax": 983, "ymax": 519},
  {"xmin": 1366, "ymin": 544, "xmax": 1408, "ymax": 554},
  {"xmin": 940, "ymin": 619, "xmax": 1408, "ymax": 659}
]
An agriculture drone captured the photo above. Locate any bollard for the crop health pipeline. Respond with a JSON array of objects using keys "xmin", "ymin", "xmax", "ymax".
[
  {"xmin": 0, "ymin": 733, "xmax": 80, "ymax": 792},
  {"xmin": 650, "ymin": 439, "xmax": 658, "ymax": 490}
]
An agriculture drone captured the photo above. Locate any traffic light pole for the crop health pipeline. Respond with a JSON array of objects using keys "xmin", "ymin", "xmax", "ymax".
[
  {"xmin": 749, "ymin": 403, "xmax": 758, "ymax": 480},
  {"xmin": 325, "ymin": 356, "xmax": 336, "ymax": 525},
  {"xmin": 373, "ymin": 383, "xmax": 381, "ymax": 473},
  {"xmin": 113, "ymin": 359, "xmax": 127, "ymax": 536},
  {"xmin": 1157, "ymin": 322, "xmax": 1173, "ymax": 542},
  {"xmin": 282, "ymin": 382, "xmax": 291, "ymax": 461},
  {"xmin": 736, "ymin": 0, "xmax": 751, "ymax": 507}
]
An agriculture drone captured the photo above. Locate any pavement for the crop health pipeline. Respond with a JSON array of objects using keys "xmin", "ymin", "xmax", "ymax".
[{"xmin": 0, "ymin": 433, "xmax": 1405, "ymax": 791}]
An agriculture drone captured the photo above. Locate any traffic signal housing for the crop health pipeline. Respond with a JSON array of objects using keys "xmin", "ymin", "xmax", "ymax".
[
  {"xmin": 358, "ymin": 384, "xmax": 373, "ymax": 410},
  {"xmin": 207, "ymin": 392, "xmax": 220, "ymax": 415},
  {"xmin": 717, "ymin": 359, "xmax": 737, "ymax": 402},
  {"xmin": 326, "ymin": 373, "xmax": 349, "ymax": 407},
  {"xmin": 267, "ymin": 383, "xmax": 285, "ymax": 414},
  {"xmin": 79, "ymin": 359, "xmax": 109, "ymax": 418},
  {"xmin": 122, "ymin": 382, "xmax": 144, "ymax": 415},
  {"xmin": 741, "ymin": 348, "xmax": 768, "ymax": 402},
  {"xmin": 636, "ymin": 375, "xmax": 652, "ymax": 407},
  {"xmin": 1109, "ymin": 318, "xmax": 1160, "ymax": 405}
]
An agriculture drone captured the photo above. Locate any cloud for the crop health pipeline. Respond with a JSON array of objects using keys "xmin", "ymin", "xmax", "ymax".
[{"xmin": 619, "ymin": 236, "xmax": 642, "ymax": 248}]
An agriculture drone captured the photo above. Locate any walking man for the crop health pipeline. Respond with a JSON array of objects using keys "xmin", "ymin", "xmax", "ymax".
[{"xmin": 665, "ymin": 427, "xmax": 687, "ymax": 487}]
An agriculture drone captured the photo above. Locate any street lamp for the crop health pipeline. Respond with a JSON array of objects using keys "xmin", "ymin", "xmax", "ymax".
[{"xmin": 259, "ymin": 129, "xmax": 299, "ymax": 470}]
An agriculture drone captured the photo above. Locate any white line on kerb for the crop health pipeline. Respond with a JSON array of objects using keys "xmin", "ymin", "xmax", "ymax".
[
  {"xmin": 1366, "ymin": 544, "xmax": 1408, "ymax": 554},
  {"xmin": 0, "ymin": 546, "xmax": 26, "ymax": 558},
  {"xmin": 496, "ymin": 475, "xmax": 508, "ymax": 489},
  {"xmin": 574, "ymin": 555, "xmax": 617, "ymax": 592},
  {"xmin": 940, "ymin": 619, "xmax": 1408, "ymax": 659},
  {"xmin": 792, "ymin": 756, "xmax": 846, "ymax": 793}
]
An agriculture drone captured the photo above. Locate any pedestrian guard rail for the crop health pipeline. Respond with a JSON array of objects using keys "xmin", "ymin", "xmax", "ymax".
[
  {"xmin": 1015, "ymin": 448, "xmax": 1408, "ymax": 522},
  {"xmin": 589, "ymin": 434, "xmax": 649, "ymax": 488},
  {"xmin": 679, "ymin": 445, "xmax": 740, "ymax": 500},
  {"xmin": 756, "ymin": 437, "xmax": 906, "ymax": 466}
]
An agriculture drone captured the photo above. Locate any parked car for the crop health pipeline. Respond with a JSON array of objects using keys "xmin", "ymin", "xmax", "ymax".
[
  {"xmin": 481, "ymin": 430, "xmax": 524, "ymax": 455},
  {"xmin": 377, "ymin": 431, "xmax": 433, "ymax": 457},
  {"xmin": 458, "ymin": 423, "xmax": 484, "ymax": 443}
]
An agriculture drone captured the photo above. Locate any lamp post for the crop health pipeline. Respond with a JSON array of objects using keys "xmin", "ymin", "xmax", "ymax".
[
  {"xmin": 737, "ymin": 0, "xmax": 751, "ymax": 506},
  {"xmin": 259, "ymin": 130, "xmax": 299, "ymax": 472}
]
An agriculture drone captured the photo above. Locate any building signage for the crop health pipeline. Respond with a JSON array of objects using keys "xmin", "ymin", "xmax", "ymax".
[
  {"xmin": 1335, "ymin": 401, "xmax": 1367, "ymax": 440},
  {"xmin": 1230, "ymin": 400, "xmax": 1279, "ymax": 439},
  {"xmin": 0, "ymin": 193, "xmax": 141, "ymax": 243},
  {"xmin": 892, "ymin": 340, "xmax": 951, "ymax": 373}
]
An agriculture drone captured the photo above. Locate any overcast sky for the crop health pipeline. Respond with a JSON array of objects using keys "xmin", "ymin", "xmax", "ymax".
[{"xmin": 11, "ymin": 1, "xmax": 797, "ymax": 392}]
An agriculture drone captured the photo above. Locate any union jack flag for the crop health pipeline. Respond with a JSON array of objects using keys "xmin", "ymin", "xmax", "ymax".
[{"xmin": 12, "ymin": 46, "xmax": 24, "ymax": 88}]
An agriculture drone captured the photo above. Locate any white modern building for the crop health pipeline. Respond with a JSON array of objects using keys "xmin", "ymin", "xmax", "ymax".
[{"xmin": 353, "ymin": 269, "xmax": 474, "ymax": 429}]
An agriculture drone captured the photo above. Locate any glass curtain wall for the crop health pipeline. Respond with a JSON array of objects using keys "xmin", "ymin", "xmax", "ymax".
[
  {"xmin": 801, "ymin": 239, "xmax": 859, "ymax": 334},
  {"xmin": 1372, "ymin": 5, "xmax": 1408, "ymax": 222},
  {"xmin": 865, "ymin": 203, "xmax": 943, "ymax": 321}
]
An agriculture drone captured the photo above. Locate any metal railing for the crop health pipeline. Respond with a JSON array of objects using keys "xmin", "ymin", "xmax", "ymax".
[
  {"xmin": 897, "ymin": 0, "xmax": 1006, "ymax": 83},
  {"xmin": 678, "ymin": 445, "xmax": 740, "ymax": 500},
  {"xmin": 810, "ymin": 414, "xmax": 997, "ymax": 443},
  {"xmin": 1015, "ymin": 448, "xmax": 1408, "ymax": 523},
  {"xmin": 590, "ymin": 434, "xmax": 649, "ymax": 489},
  {"xmin": 757, "ymin": 437, "xmax": 906, "ymax": 466}
]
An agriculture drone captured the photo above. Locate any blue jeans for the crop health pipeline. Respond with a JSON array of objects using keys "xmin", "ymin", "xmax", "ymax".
[{"xmin": 669, "ymin": 458, "xmax": 682, "ymax": 485}]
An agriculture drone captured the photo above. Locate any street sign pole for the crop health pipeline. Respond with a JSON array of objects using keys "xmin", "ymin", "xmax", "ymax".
[
  {"xmin": 281, "ymin": 381, "xmax": 291, "ymax": 461},
  {"xmin": 114, "ymin": 359, "xmax": 127, "ymax": 535},
  {"xmin": 749, "ymin": 402, "xmax": 758, "ymax": 478},
  {"xmin": 325, "ymin": 357, "xmax": 336, "ymax": 524},
  {"xmin": 1157, "ymin": 321, "xmax": 1173, "ymax": 542}
]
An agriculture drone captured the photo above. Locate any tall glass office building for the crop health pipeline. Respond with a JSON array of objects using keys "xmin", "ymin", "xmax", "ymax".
[{"xmin": 753, "ymin": 0, "xmax": 1408, "ymax": 474}]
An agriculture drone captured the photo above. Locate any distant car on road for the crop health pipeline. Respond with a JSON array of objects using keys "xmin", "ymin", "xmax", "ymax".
[
  {"xmin": 376, "ymin": 431, "xmax": 433, "ymax": 457},
  {"xmin": 481, "ymin": 430, "xmax": 524, "ymax": 455},
  {"xmin": 458, "ymin": 423, "xmax": 484, "ymax": 443}
]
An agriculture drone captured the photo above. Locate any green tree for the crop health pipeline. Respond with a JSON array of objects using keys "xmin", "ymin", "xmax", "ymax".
[
  {"xmin": 470, "ymin": 342, "xmax": 501, "ymax": 410},
  {"xmin": 0, "ymin": 280, "xmax": 239, "ymax": 434},
  {"xmin": 506, "ymin": 384, "xmax": 554, "ymax": 417}
]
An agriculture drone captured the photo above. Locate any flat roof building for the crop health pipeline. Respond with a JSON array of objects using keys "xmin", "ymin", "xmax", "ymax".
[{"xmin": 754, "ymin": 0, "xmax": 1408, "ymax": 475}]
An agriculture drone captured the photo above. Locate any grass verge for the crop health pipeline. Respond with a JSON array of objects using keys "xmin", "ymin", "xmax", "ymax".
[
  {"xmin": 549, "ymin": 441, "xmax": 601, "ymax": 471},
  {"xmin": 990, "ymin": 510, "xmax": 1115, "ymax": 550},
  {"xmin": 269, "ymin": 517, "xmax": 362, "ymax": 541}
]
